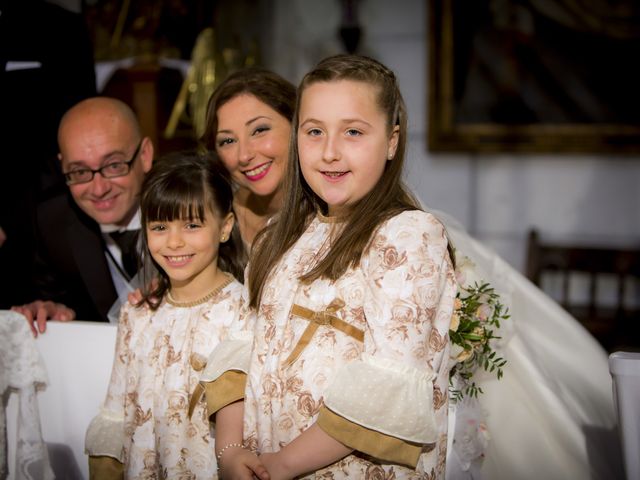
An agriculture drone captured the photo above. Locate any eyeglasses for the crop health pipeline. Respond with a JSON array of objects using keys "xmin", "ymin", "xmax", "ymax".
[{"xmin": 64, "ymin": 140, "xmax": 143, "ymax": 185}]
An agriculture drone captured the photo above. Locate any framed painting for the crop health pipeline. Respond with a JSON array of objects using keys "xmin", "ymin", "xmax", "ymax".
[{"xmin": 428, "ymin": 0, "xmax": 640, "ymax": 154}]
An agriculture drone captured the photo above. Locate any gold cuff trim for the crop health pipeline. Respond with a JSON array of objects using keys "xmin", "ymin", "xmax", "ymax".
[
  {"xmin": 202, "ymin": 370, "xmax": 247, "ymax": 419},
  {"xmin": 285, "ymin": 300, "xmax": 364, "ymax": 367},
  {"xmin": 317, "ymin": 407, "xmax": 423, "ymax": 469},
  {"xmin": 89, "ymin": 455, "xmax": 124, "ymax": 480}
]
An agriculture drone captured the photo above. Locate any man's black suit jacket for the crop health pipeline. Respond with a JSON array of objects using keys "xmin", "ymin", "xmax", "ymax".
[{"xmin": 33, "ymin": 193, "xmax": 118, "ymax": 322}]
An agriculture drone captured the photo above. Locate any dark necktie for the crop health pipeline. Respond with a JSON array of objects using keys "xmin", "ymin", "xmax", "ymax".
[{"xmin": 109, "ymin": 230, "xmax": 139, "ymax": 279}]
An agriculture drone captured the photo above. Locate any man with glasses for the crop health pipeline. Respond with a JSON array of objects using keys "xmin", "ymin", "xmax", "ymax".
[{"xmin": 12, "ymin": 97, "xmax": 154, "ymax": 335}]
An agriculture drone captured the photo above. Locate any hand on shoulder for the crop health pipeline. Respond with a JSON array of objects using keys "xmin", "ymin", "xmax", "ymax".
[
  {"xmin": 127, "ymin": 278, "xmax": 161, "ymax": 308},
  {"xmin": 127, "ymin": 288, "xmax": 144, "ymax": 306}
]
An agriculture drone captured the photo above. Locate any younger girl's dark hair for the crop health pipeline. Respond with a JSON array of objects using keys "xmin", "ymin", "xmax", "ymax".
[
  {"xmin": 248, "ymin": 54, "xmax": 422, "ymax": 309},
  {"xmin": 138, "ymin": 151, "xmax": 245, "ymax": 309}
]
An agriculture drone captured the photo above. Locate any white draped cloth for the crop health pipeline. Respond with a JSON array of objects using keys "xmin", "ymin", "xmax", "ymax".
[
  {"xmin": 0, "ymin": 311, "xmax": 54, "ymax": 480},
  {"xmin": 434, "ymin": 211, "xmax": 623, "ymax": 480}
]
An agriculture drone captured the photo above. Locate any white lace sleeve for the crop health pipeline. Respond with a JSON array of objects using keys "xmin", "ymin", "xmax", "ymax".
[
  {"xmin": 84, "ymin": 305, "xmax": 132, "ymax": 460},
  {"xmin": 323, "ymin": 355, "xmax": 437, "ymax": 442},
  {"xmin": 325, "ymin": 211, "xmax": 457, "ymax": 450},
  {"xmin": 200, "ymin": 331, "xmax": 253, "ymax": 383},
  {"xmin": 84, "ymin": 409, "xmax": 124, "ymax": 460}
]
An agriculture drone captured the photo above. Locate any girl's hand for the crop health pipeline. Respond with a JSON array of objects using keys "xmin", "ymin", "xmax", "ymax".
[
  {"xmin": 127, "ymin": 288, "xmax": 143, "ymax": 305},
  {"xmin": 259, "ymin": 452, "xmax": 289, "ymax": 480},
  {"xmin": 219, "ymin": 447, "xmax": 270, "ymax": 480},
  {"xmin": 127, "ymin": 277, "xmax": 159, "ymax": 306}
]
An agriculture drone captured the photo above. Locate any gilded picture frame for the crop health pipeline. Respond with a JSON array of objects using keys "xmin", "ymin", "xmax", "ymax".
[{"xmin": 428, "ymin": 0, "xmax": 640, "ymax": 154}]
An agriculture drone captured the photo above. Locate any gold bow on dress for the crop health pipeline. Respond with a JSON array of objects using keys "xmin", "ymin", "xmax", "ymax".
[{"xmin": 284, "ymin": 298, "xmax": 364, "ymax": 367}]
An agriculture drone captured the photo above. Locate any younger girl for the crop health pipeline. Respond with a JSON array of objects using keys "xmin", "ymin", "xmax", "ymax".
[
  {"xmin": 209, "ymin": 55, "xmax": 457, "ymax": 479},
  {"xmin": 85, "ymin": 152, "xmax": 256, "ymax": 479}
]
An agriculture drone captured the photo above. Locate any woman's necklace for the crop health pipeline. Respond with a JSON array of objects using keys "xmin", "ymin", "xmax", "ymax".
[{"xmin": 166, "ymin": 272, "xmax": 233, "ymax": 307}]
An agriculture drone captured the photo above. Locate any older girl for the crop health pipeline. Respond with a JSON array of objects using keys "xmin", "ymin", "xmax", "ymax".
[{"xmin": 210, "ymin": 55, "xmax": 457, "ymax": 479}]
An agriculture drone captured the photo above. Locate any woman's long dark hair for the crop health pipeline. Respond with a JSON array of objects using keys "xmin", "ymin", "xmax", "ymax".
[
  {"xmin": 138, "ymin": 151, "xmax": 245, "ymax": 309},
  {"xmin": 200, "ymin": 67, "xmax": 296, "ymax": 150}
]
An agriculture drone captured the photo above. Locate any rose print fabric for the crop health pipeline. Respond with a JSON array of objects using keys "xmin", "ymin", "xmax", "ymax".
[
  {"xmin": 85, "ymin": 279, "xmax": 245, "ymax": 479},
  {"xmin": 244, "ymin": 210, "xmax": 456, "ymax": 479}
]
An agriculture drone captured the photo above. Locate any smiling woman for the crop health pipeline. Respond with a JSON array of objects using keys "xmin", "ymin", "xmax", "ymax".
[
  {"xmin": 201, "ymin": 68, "xmax": 296, "ymax": 246},
  {"xmin": 215, "ymin": 95, "xmax": 290, "ymax": 196}
]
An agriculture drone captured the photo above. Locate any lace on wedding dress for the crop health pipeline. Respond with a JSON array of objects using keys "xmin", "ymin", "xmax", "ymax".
[
  {"xmin": 430, "ymin": 209, "xmax": 514, "ymax": 480},
  {"xmin": 431, "ymin": 209, "xmax": 620, "ymax": 480},
  {"xmin": 0, "ymin": 311, "xmax": 54, "ymax": 480}
]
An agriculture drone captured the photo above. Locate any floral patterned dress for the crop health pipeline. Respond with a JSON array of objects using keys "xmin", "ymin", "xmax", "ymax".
[
  {"xmin": 85, "ymin": 276, "xmax": 244, "ymax": 479},
  {"xmin": 242, "ymin": 211, "xmax": 456, "ymax": 479}
]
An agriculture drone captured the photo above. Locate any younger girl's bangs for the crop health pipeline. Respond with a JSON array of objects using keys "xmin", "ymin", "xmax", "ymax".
[{"xmin": 143, "ymin": 176, "xmax": 210, "ymax": 224}]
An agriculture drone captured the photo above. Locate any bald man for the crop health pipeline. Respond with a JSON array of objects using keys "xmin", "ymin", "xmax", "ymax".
[{"xmin": 12, "ymin": 97, "xmax": 154, "ymax": 335}]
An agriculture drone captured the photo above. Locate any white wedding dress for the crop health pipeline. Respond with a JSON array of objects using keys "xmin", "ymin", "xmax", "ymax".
[{"xmin": 434, "ymin": 211, "xmax": 623, "ymax": 480}]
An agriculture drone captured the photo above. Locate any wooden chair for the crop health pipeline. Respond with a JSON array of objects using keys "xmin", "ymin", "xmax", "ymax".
[{"xmin": 526, "ymin": 229, "xmax": 640, "ymax": 351}]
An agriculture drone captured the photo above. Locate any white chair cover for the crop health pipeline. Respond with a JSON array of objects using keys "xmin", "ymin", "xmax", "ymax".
[
  {"xmin": 5, "ymin": 319, "xmax": 117, "ymax": 480},
  {"xmin": 609, "ymin": 351, "xmax": 640, "ymax": 480}
]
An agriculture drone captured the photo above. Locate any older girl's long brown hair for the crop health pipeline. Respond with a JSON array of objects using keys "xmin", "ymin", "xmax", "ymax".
[{"xmin": 248, "ymin": 54, "xmax": 423, "ymax": 309}]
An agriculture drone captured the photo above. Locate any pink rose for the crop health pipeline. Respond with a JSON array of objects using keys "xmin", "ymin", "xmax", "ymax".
[{"xmin": 382, "ymin": 246, "xmax": 406, "ymax": 269}]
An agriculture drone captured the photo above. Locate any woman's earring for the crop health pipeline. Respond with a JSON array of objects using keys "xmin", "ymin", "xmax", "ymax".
[{"xmin": 220, "ymin": 234, "xmax": 228, "ymax": 242}]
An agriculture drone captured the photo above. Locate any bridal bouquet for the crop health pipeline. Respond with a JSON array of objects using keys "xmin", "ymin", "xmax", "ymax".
[{"xmin": 449, "ymin": 255, "xmax": 510, "ymax": 401}]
